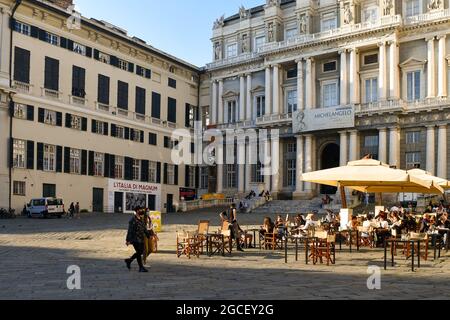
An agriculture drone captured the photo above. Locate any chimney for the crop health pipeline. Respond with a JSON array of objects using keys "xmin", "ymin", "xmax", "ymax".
[{"xmin": 47, "ymin": 0, "xmax": 74, "ymax": 10}]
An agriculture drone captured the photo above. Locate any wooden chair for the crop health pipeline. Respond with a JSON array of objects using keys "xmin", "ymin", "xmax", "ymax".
[
  {"xmin": 176, "ymin": 231, "xmax": 200, "ymax": 259},
  {"xmin": 357, "ymin": 226, "xmax": 375, "ymax": 248},
  {"xmin": 263, "ymin": 232, "xmax": 283, "ymax": 250},
  {"xmin": 309, "ymin": 231, "xmax": 336, "ymax": 265},
  {"xmin": 195, "ymin": 220, "xmax": 210, "ymax": 253},
  {"xmin": 404, "ymin": 233, "xmax": 429, "ymax": 261}
]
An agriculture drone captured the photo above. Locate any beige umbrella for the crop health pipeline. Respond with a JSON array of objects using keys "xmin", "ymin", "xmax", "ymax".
[
  {"xmin": 300, "ymin": 159, "xmax": 436, "ymax": 208},
  {"xmin": 407, "ymin": 169, "xmax": 450, "ymax": 190}
]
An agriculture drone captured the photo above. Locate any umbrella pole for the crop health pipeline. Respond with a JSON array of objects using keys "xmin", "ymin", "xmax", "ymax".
[{"xmin": 340, "ymin": 186, "xmax": 347, "ymax": 209}]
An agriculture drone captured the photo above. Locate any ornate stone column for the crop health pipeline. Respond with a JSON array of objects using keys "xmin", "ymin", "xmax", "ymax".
[
  {"xmin": 273, "ymin": 64, "xmax": 280, "ymax": 114},
  {"xmin": 349, "ymin": 48, "xmax": 360, "ymax": 104},
  {"xmin": 263, "ymin": 137, "xmax": 271, "ymax": 191},
  {"xmin": 339, "ymin": 131, "xmax": 348, "ymax": 166},
  {"xmin": 437, "ymin": 124, "xmax": 447, "ymax": 179},
  {"xmin": 265, "ymin": 66, "xmax": 272, "ymax": 115},
  {"xmin": 245, "ymin": 140, "xmax": 252, "ymax": 193},
  {"xmin": 389, "ymin": 127, "xmax": 400, "ymax": 168},
  {"xmin": 305, "ymin": 58, "xmax": 314, "ymax": 109},
  {"xmin": 389, "ymin": 40, "xmax": 400, "ymax": 100},
  {"xmin": 218, "ymin": 79, "xmax": 224, "ymax": 124},
  {"xmin": 378, "ymin": 42, "xmax": 387, "ymax": 101},
  {"xmin": 438, "ymin": 35, "xmax": 447, "ymax": 98},
  {"xmin": 349, "ymin": 130, "xmax": 359, "ymax": 161},
  {"xmin": 427, "ymin": 37, "xmax": 436, "ymax": 98},
  {"xmin": 212, "ymin": 80, "xmax": 218, "ymax": 125},
  {"xmin": 340, "ymin": 50, "xmax": 348, "ymax": 105},
  {"xmin": 426, "ymin": 125, "xmax": 436, "ymax": 175},
  {"xmin": 295, "ymin": 135, "xmax": 304, "ymax": 194},
  {"xmin": 246, "ymin": 74, "xmax": 252, "ymax": 121},
  {"xmin": 296, "ymin": 59, "xmax": 304, "ymax": 110},
  {"xmin": 271, "ymin": 135, "xmax": 280, "ymax": 194},
  {"xmin": 237, "ymin": 136, "xmax": 245, "ymax": 194},
  {"xmin": 216, "ymin": 141, "xmax": 224, "ymax": 193},
  {"xmin": 304, "ymin": 135, "xmax": 313, "ymax": 192},
  {"xmin": 378, "ymin": 128, "xmax": 388, "ymax": 163},
  {"xmin": 239, "ymin": 75, "xmax": 246, "ymax": 122}
]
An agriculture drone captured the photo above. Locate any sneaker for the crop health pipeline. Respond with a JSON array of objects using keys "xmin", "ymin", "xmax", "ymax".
[
  {"xmin": 124, "ymin": 259, "xmax": 131, "ymax": 270},
  {"xmin": 139, "ymin": 267, "xmax": 149, "ymax": 273}
]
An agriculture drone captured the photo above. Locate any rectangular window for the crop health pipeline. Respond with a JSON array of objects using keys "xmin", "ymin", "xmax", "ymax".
[
  {"xmin": 152, "ymin": 92, "xmax": 161, "ymax": 119},
  {"xmin": 323, "ymin": 61, "xmax": 337, "ymax": 72},
  {"xmin": 227, "ymin": 43, "xmax": 238, "ymax": 58},
  {"xmin": 285, "ymin": 159, "xmax": 296, "ymax": 188},
  {"xmin": 168, "ymin": 78, "xmax": 177, "ymax": 89},
  {"xmin": 118, "ymin": 59, "xmax": 128, "ymax": 71},
  {"xmin": 227, "ymin": 100, "xmax": 237, "ymax": 124},
  {"xmin": 322, "ymin": 82, "xmax": 339, "ymax": 108},
  {"xmin": 44, "ymin": 109, "xmax": 57, "ymax": 126},
  {"xmin": 201, "ymin": 167, "xmax": 209, "ymax": 189},
  {"xmin": 136, "ymin": 66, "xmax": 145, "ymax": 77},
  {"xmin": 14, "ymin": 104, "xmax": 26, "ymax": 119},
  {"xmin": 406, "ymin": 152, "xmax": 421, "ymax": 169},
  {"xmin": 364, "ymin": 136, "xmax": 379, "ymax": 147},
  {"xmin": 251, "ymin": 163, "xmax": 264, "ymax": 183},
  {"xmin": 98, "ymin": 74, "xmax": 110, "ymax": 105},
  {"xmin": 287, "ymin": 90, "xmax": 298, "ymax": 114},
  {"xmin": 15, "ymin": 21, "xmax": 31, "ymax": 36},
  {"xmin": 43, "ymin": 144, "xmax": 56, "ymax": 172},
  {"xmin": 254, "ymin": 36, "xmax": 265, "ymax": 53},
  {"xmin": 132, "ymin": 130, "xmax": 142, "ymax": 142},
  {"xmin": 70, "ymin": 148, "xmax": 81, "ymax": 174},
  {"xmin": 13, "ymin": 181, "xmax": 26, "ymax": 196},
  {"xmin": 406, "ymin": 131, "xmax": 421, "ymax": 144},
  {"xmin": 132, "ymin": 159, "xmax": 140, "ymax": 181},
  {"xmin": 94, "ymin": 152, "xmax": 104, "ymax": 177},
  {"xmin": 149, "ymin": 161, "xmax": 158, "ymax": 183},
  {"xmin": 168, "ymin": 97, "xmax": 177, "ymax": 123},
  {"xmin": 167, "ymin": 164, "xmax": 175, "ymax": 185},
  {"xmin": 135, "ymin": 86, "xmax": 146, "ymax": 115},
  {"xmin": 45, "ymin": 32, "xmax": 59, "ymax": 46},
  {"xmin": 94, "ymin": 121, "xmax": 105, "ymax": 135},
  {"xmin": 72, "ymin": 66, "xmax": 86, "ymax": 98},
  {"xmin": 13, "ymin": 139, "xmax": 26, "ymax": 169},
  {"xmin": 115, "ymin": 156, "xmax": 124, "ymax": 180},
  {"xmin": 149, "ymin": 133, "xmax": 157, "ymax": 146},
  {"xmin": 364, "ymin": 53, "xmax": 379, "ymax": 66},
  {"xmin": 287, "ymin": 68, "xmax": 298, "ymax": 79},
  {"xmin": 321, "ymin": 13, "xmax": 337, "ymax": 31},
  {"xmin": 44, "ymin": 57, "xmax": 59, "ymax": 91},
  {"xmin": 407, "ymin": 71, "xmax": 421, "ymax": 101},
  {"xmin": 363, "ymin": 7, "xmax": 379, "ymax": 23},
  {"xmin": 116, "ymin": 126, "xmax": 125, "ymax": 139},
  {"xmin": 365, "ymin": 77, "xmax": 379, "ymax": 103},
  {"xmin": 226, "ymin": 164, "xmax": 237, "ymax": 189},
  {"xmin": 117, "ymin": 81, "xmax": 129, "ymax": 110},
  {"xmin": 188, "ymin": 166, "xmax": 196, "ymax": 188},
  {"xmin": 99, "ymin": 52, "xmax": 110, "ymax": 64},
  {"xmin": 14, "ymin": 47, "xmax": 30, "ymax": 84},
  {"xmin": 73, "ymin": 42, "xmax": 86, "ymax": 56},
  {"xmin": 70, "ymin": 115, "xmax": 82, "ymax": 130},
  {"xmin": 256, "ymin": 96, "xmax": 266, "ymax": 118},
  {"xmin": 406, "ymin": 0, "xmax": 421, "ymax": 17},
  {"xmin": 285, "ymin": 28, "xmax": 298, "ymax": 40}
]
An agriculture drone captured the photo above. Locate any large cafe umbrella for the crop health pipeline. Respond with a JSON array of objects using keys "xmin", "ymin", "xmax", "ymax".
[
  {"xmin": 407, "ymin": 169, "xmax": 450, "ymax": 190},
  {"xmin": 300, "ymin": 159, "xmax": 438, "ymax": 208}
]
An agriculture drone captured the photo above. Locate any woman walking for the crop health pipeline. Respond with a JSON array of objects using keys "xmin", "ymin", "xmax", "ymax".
[{"xmin": 125, "ymin": 207, "xmax": 150, "ymax": 273}]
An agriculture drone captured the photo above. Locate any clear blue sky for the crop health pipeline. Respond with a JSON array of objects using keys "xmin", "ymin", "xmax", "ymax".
[{"xmin": 76, "ymin": 0, "xmax": 264, "ymax": 67}]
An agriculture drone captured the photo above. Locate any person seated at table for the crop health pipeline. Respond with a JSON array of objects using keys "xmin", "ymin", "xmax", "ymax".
[
  {"xmin": 420, "ymin": 214, "xmax": 431, "ymax": 233},
  {"xmin": 275, "ymin": 215, "xmax": 285, "ymax": 228},
  {"xmin": 375, "ymin": 214, "xmax": 390, "ymax": 246},
  {"xmin": 290, "ymin": 214, "xmax": 306, "ymax": 235},
  {"xmin": 347, "ymin": 215, "xmax": 359, "ymax": 230},
  {"xmin": 264, "ymin": 190, "xmax": 272, "ymax": 201},
  {"xmin": 260, "ymin": 217, "xmax": 275, "ymax": 237},
  {"xmin": 361, "ymin": 214, "xmax": 374, "ymax": 238},
  {"xmin": 325, "ymin": 210, "xmax": 335, "ymax": 223},
  {"xmin": 300, "ymin": 213, "xmax": 318, "ymax": 233},
  {"xmin": 436, "ymin": 204, "xmax": 447, "ymax": 216}
]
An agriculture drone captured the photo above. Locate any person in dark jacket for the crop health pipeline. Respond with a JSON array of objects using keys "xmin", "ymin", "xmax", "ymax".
[{"xmin": 125, "ymin": 207, "xmax": 150, "ymax": 272}]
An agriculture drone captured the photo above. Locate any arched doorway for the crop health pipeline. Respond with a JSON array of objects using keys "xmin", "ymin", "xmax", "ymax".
[{"xmin": 320, "ymin": 143, "xmax": 340, "ymax": 195}]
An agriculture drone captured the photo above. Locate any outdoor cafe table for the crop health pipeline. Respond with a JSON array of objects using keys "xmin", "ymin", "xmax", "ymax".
[
  {"xmin": 205, "ymin": 233, "xmax": 232, "ymax": 257},
  {"xmin": 246, "ymin": 228, "xmax": 261, "ymax": 250},
  {"xmin": 384, "ymin": 238, "xmax": 422, "ymax": 272},
  {"xmin": 283, "ymin": 235, "xmax": 306, "ymax": 264},
  {"xmin": 335, "ymin": 229, "xmax": 357, "ymax": 252}
]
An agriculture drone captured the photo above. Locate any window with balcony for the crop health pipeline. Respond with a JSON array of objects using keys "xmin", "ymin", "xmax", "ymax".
[
  {"xmin": 43, "ymin": 144, "xmax": 56, "ymax": 172},
  {"xmin": 321, "ymin": 13, "xmax": 337, "ymax": 31},
  {"xmin": 94, "ymin": 153, "xmax": 104, "ymax": 177},
  {"xmin": 115, "ymin": 156, "xmax": 124, "ymax": 180},
  {"xmin": 407, "ymin": 70, "xmax": 421, "ymax": 101},
  {"xmin": 364, "ymin": 77, "xmax": 379, "ymax": 103},
  {"xmin": 254, "ymin": 36, "xmax": 265, "ymax": 53},
  {"xmin": 226, "ymin": 100, "xmax": 237, "ymax": 124},
  {"xmin": 70, "ymin": 148, "xmax": 81, "ymax": 175},
  {"xmin": 132, "ymin": 159, "xmax": 140, "ymax": 181},
  {"xmin": 406, "ymin": 152, "xmax": 421, "ymax": 169},
  {"xmin": 13, "ymin": 139, "xmax": 26, "ymax": 169},
  {"xmin": 227, "ymin": 43, "xmax": 238, "ymax": 58},
  {"xmin": 256, "ymin": 95, "xmax": 266, "ymax": 118},
  {"xmin": 285, "ymin": 28, "xmax": 298, "ymax": 40},
  {"xmin": 405, "ymin": 0, "xmax": 421, "ymax": 17},
  {"xmin": 286, "ymin": 90, "xmax": 298, "ymax": 114},
  {"xmin": 322, "ymin": 81, "xmax": 339, "ymax": 108}
]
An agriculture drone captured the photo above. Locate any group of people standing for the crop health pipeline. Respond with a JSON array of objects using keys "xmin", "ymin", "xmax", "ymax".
[{"xmin": 68, "ymin": 202, "xmax": 80, "ymax": 219}]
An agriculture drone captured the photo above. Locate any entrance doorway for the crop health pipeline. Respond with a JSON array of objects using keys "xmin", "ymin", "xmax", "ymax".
[
  {"xmin": 148, "ymin": 195, "xmax": 156, "ymax": 211},
  {"xmin": 114, "ymin": 192, "xmax": 124, "ymax": 213},
  {"xmin": 92, "ymin": 188, "xmax": 104, "ymax": 213},
  {"xmin": 320, "ymin": 143, "xmax": 340, "ymax": 195},
  {"xmin": 166, "ymin": 194, "xmax": 174, "ymax": 213}
]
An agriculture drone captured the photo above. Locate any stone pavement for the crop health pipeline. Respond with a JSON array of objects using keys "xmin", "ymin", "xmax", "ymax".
[{"xmin": 0, "ymin": 211, "xmax": 449, "ymax": 300}]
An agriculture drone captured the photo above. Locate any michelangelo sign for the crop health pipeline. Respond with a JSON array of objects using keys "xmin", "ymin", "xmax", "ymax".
[{"xmin": 293, "ymin": 105, "xmax": 355, "ymax": 133}]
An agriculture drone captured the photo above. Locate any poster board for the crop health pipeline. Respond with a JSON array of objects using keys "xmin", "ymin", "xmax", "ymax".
[{"xmin": 340, "ymin": 208, "xmax": 353, "ymax": 230}]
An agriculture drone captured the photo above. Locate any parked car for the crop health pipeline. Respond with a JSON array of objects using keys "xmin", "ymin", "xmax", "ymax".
[{"xmin": 26, "ymin": 198, "xmax": 65, "ymax": 219}]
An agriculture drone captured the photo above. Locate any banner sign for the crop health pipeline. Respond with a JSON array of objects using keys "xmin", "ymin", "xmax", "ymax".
[{"xmin": 293, "ymin": 105, "xmax": 355, "ymax": 133}]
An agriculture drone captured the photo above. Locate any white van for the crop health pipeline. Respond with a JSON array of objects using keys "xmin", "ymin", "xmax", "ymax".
[{"xmin": 27, "ymin": 198, "xmax": 65, "ymax": 219}]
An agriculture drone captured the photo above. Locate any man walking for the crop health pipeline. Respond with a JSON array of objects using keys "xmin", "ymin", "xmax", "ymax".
[
  {"xmin": 229, "ymin": 203, "xmax": 244, "ymax": 252},
  {"xmin": 125, "ymin": 207, "xmax": 150, "ymax": 272},
  {"xmin": 75, "ymin": 202, "xmax": 80, "ymax": 218}
]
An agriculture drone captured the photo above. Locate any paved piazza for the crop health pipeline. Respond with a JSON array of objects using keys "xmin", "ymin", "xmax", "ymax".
[{"xmin": 0, "ymin": 211, "xmax": 449, "ymax": 300}]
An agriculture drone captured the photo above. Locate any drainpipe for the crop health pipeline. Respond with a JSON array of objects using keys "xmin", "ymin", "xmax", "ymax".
[{"xmin": 8, "ymin": 0, "xmax": 22, "ymax": 211}]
